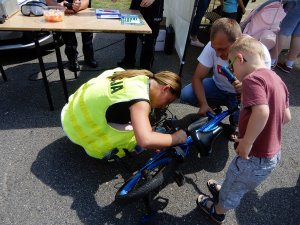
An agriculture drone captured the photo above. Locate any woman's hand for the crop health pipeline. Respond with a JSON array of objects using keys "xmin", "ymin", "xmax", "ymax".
[{"xmin": 172, "ymin": 130, "xmax": 187, "ymax": 145}]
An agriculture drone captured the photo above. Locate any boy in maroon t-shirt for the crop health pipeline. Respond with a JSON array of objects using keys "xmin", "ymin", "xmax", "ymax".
[{"xmin": 196, "ymin": 36, "xmax": 291, "ymax": 224}]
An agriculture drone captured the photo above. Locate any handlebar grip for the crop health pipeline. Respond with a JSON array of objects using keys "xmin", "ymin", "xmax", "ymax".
[{"xmin": 221, "ymin": 66, "xmax": 237, "ymax": 84}]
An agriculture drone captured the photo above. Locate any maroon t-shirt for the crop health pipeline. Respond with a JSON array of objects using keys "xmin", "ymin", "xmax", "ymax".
[{"xmin": 238, "ymin": 68, "xmax": 289, "ymax": 158}]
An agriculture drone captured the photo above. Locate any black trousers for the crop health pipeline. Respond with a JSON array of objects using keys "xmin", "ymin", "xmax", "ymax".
[
  {"xmin": 124, "ymin": 0, "xmax": 164, "ymax": 69},
  {"xmin": 61, "ymin": 32, "xmax": 94, "ymax": 61}
]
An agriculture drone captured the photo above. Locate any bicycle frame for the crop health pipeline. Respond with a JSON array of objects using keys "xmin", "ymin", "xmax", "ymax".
[
  {"xmin": 115, "ymin": 67, "xmax": 239, "ymax": 223},
  {"xmin": 117, "ymin": 107, "xmax": 236, "ymax": 196}
]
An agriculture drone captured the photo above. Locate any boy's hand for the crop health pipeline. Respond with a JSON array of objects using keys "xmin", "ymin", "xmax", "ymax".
[
  {"xmin": 232, "ymin": 80, "xmax": 242, "ymax": 94},
  {"xmin": 235, "ymin": 138, "xmax": 252, "ymax": 160}
]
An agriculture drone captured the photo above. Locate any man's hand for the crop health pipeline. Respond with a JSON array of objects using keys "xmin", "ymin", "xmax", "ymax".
[
  {"xmin": 71, "ymin": 0, "xmax": 81, "ymax": 12},
  {"xmin": 140, "ymin": 0, "xmax": 155, "ymax": 7},
  {"xmin": 198, "ymin": 104, "xmax": 215, "ymax": 117}
]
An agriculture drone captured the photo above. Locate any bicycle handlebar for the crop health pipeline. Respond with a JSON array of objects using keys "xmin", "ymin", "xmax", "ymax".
[{"xmin": 221, "ymin": 66, "xmax": 237, "ymax": 84}]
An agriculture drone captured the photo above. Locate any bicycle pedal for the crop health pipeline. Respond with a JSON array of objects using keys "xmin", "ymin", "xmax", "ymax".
[{"xmin": 174, "ymin": 170, "xmax": 185, "ymax": 187}]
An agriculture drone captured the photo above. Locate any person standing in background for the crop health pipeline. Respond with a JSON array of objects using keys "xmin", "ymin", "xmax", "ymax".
[
  {"xmin": 190, "ymin": 0, "xmax": 211, "ymax": 47},
  {"xmin": 270, "ymin": 0, "xmax": 300, "ymax": 73},
  {"xmin": 220, "ymin": 0, "xmax": 246, "ymax": 20},
  {"xmin": 112, "ymin": 0, "xmax": 164, "ymax": 70},
  {"xmin": 45, "ymin": 0, "xmax": 98, "ymax": 72}
]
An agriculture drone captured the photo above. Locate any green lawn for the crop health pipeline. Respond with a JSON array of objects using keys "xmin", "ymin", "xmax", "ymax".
[{"xmin": 91, "ymin": 0, "xmax": 131, "ymax": 9}]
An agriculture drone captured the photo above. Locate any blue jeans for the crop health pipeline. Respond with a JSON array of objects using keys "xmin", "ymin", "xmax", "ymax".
[
  {"xmin": 180, "ymin": 78, "xmax": 239, "ymax": 125},
  {"xmin": 190, "ymin": 0, "xmax": 211, "ymax": 36},
  {"xmin": 280, "ymin": 0, "xmax": 300, "ymax": 36},
  {"xmin": 219, "ymin": 152, "xmax": 281, "ymax": 209}
]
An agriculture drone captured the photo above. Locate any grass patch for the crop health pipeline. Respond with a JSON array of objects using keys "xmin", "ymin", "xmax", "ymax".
[{"xmin": 91, "ymin": 0, "xmax": 131, "ymax": 10}]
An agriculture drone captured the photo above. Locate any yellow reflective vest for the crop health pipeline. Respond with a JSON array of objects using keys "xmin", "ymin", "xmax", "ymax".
[{"xmin": 61, "ymin": 68, "xmax": 150, "ymax": 159}]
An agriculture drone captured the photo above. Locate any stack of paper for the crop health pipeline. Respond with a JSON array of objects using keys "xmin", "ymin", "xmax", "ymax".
[
  {"xmin": 121, "ymin": 14, "xmax": 144, "ymax": 25},
  {"xmin": 96, "ymin": 9, "xmax": 121, "ymax": 19}
]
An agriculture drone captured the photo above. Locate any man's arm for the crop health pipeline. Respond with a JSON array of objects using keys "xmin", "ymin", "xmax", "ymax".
[{"xmin": 192, "ymin": 63, "xmax": 214, "ymax": 116}]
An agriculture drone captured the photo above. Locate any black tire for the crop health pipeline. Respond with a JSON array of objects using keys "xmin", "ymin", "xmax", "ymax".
[{"xmin": 115, "ymin": 155, "xmax": 181, "ymax": 202}]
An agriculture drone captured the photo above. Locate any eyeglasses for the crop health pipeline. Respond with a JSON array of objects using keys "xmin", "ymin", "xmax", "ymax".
[
  {"xmin": 21, "ymin": 2, "xmax": 47, "ymax": 17},
  {"xmin": 228, "ymin": 56, "xmax": 247, "ymax": 73}
]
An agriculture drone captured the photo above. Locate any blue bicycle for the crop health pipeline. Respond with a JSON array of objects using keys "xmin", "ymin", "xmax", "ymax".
[{"xmin": 114, "ymin": 66, "xmax": 238, "ymax": 219}]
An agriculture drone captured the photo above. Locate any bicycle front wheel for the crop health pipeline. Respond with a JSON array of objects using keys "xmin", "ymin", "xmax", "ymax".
[{"xmin": 115, "ymin": 155, "xmax": 180, "ymax": 202}]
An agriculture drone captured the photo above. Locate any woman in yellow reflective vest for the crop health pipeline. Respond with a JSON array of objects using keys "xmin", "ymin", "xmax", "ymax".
[{"xmin": 61, "ymin": 68, "xmax": 187, "ymax": 159}]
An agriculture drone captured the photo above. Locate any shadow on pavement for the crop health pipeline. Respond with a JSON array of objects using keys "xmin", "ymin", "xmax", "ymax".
[{"xmin": 235, "ymin": 174, "xmax": 300, "ymax": 225}]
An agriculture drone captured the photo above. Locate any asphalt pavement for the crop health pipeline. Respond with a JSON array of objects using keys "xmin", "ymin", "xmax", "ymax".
[{"xmin": 0, "ymin": 31, "xmax": 299, "ymax": 225}]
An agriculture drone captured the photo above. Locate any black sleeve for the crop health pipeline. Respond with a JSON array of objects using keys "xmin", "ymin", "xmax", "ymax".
[{"xmin": 106, "ymin": 99, "xmax": 150, "ymax": 124}]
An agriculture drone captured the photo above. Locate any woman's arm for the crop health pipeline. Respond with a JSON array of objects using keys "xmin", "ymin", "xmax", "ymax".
[{"xmin": 130, "ymin": 101, "xmax": 187, "ymax": 150}]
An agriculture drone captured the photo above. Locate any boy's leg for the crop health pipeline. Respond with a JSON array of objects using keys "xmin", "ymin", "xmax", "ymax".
[{"xmin": 216, "ymin": 153, "xmax": 281, "ymax": 213}]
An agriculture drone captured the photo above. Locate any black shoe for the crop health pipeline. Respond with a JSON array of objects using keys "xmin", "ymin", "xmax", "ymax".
[
  {"xmin": 84, "ymin": 58, "xmax": 98, "ymax": 68},
  {"xmin": 68, "ymin": 59, "xmax": 80, "ymax": 72},
  {"xmin": 117, "ymin": 59, "xmax": 135, "ymax": 68}
]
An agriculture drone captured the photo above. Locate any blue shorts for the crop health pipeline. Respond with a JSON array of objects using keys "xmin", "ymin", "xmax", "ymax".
[
  {"xmin": 279, "ymin": 1, "xmax": 300, "ymax": 36},
  {"xmin": 218, "ymin": 152, "xmax": 281, "ymax": 209}
]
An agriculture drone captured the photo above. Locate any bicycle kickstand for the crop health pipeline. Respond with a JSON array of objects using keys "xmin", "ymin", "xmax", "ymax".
[
  {"xmin": 140, "ymin": 193, "xmax": 157, "ymax": 224},
  {"xmin": 174, "ymin": 170, "xmax": 186, "ymax": 187}
]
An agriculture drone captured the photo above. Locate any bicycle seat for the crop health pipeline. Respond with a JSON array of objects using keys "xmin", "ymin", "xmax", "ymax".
[
  {"xmin": 190, "ymin": 126, "xmax": 223, "ymax": 156},
  {"xmin": 187, "ymin": 116, "xmax": 209, "ymax": 133}
]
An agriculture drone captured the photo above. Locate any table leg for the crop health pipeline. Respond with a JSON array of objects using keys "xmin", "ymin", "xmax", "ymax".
[
  {"xmin": 0, "ymin": 64, "xmax": 7, "ymax": 82},
  {"xmin": 53, "ymin": 32, "xmax": 69, "ymax": 102},
  {"xmin": 33, "ymin": 32, "xmax": 54, "ymax": 111}
]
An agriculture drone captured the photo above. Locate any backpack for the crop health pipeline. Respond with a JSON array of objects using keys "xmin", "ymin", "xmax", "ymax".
[{"xmin": 242, "ymin": 1, "xmax": 286, "ymax": 49}]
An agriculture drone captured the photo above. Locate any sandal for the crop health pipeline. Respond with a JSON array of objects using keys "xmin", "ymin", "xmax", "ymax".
[
  {"xmin": 207, "ymin": 179, "xmax": 221, "ymax": 201},
  {"xmin": 196, "ymin": 194, "xmax": 225, "ymax": 224},
  {"xmin": 223, "ymin": 124, "xmax": 239, "ymax": 142}
]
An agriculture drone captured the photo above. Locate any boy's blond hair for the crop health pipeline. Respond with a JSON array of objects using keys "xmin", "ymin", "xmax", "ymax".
[{"xmin": 229, "ymin": 36, "xmax": 265, "ymax": 61}]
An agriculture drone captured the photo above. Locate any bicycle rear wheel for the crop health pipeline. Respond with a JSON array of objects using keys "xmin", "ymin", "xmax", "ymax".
[{"xmin": 115, "ymin": 155, "xmax": 181, "ymax": 202}]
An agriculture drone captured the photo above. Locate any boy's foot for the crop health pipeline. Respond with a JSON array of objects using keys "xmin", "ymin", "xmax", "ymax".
[
  {"xmin": 207, "ymin": 179, "xmax": 221, "ymax": 201},
  {"xmin": 196, "ymin": 194, "xmax": 225, "ymax": 224},
  {"xmin": 190, "ymin": 36, "xmax": 205, "ymax": 47},
  {"xmin": 276, "ymin": 62, "xmax": 292, "ymax": 73}
]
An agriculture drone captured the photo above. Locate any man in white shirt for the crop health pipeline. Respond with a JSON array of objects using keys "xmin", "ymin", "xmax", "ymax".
[{"xmin": 180, "ymin": 18, "xmax": 271, "ymax": 140}]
